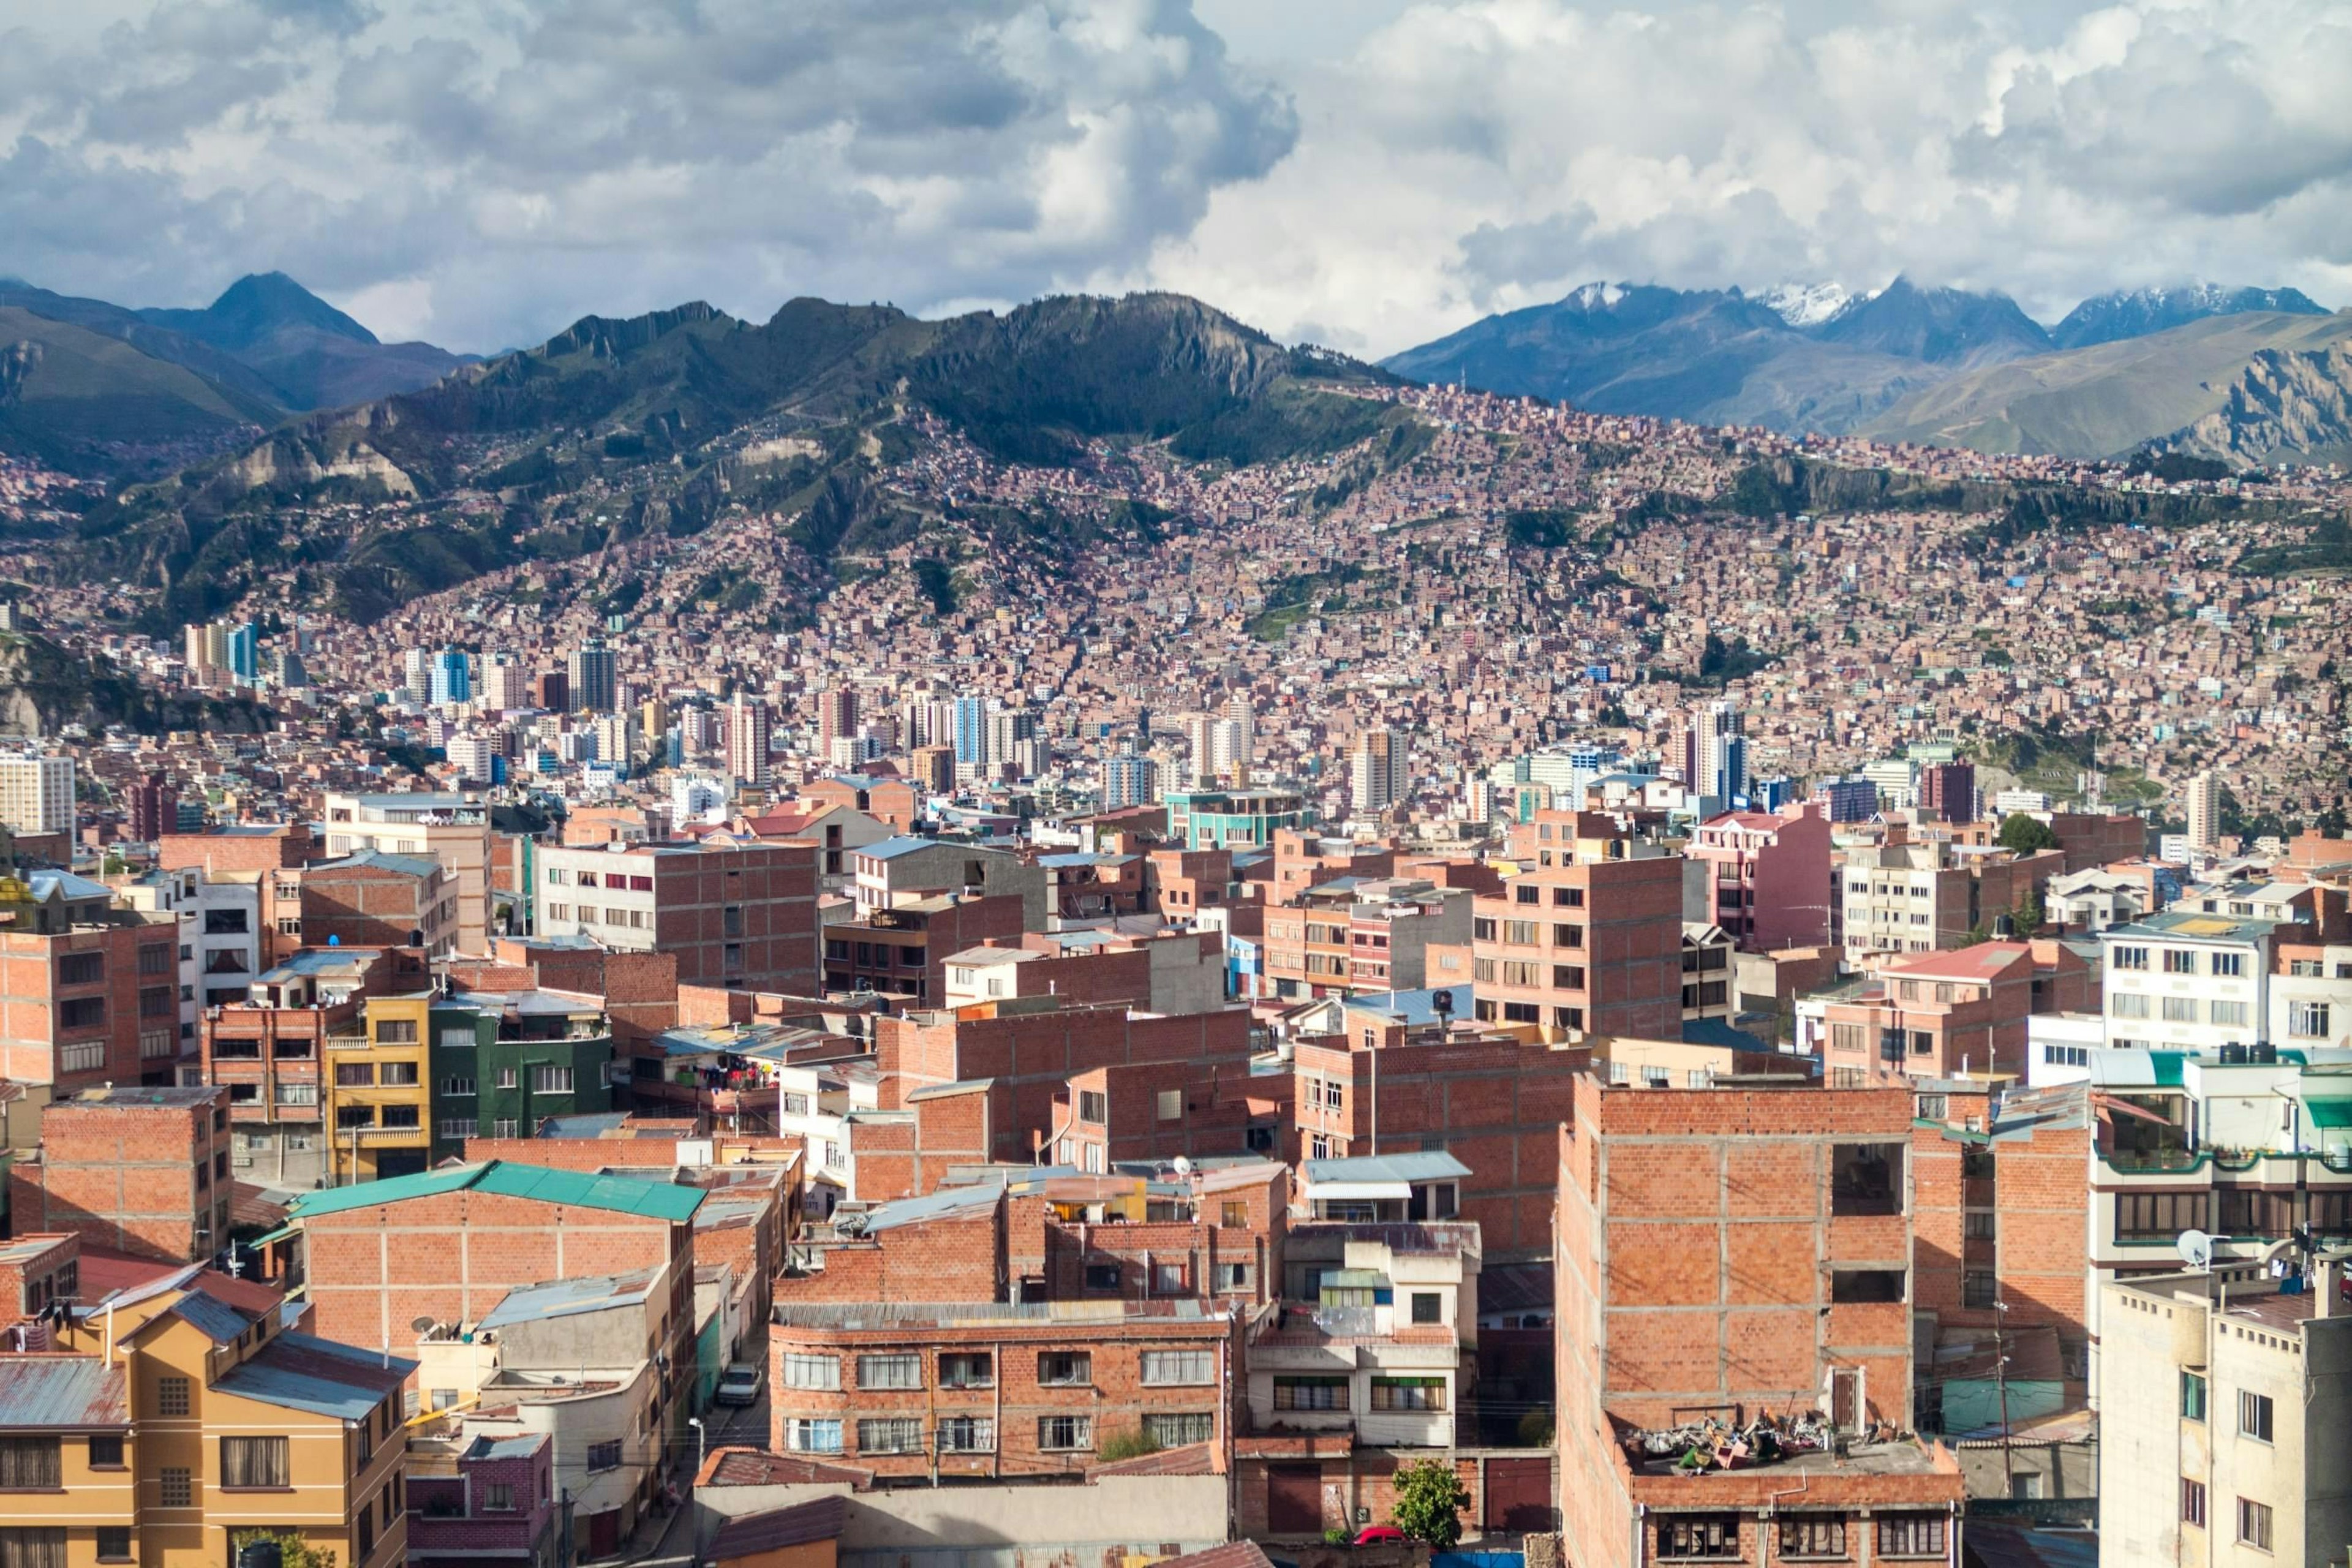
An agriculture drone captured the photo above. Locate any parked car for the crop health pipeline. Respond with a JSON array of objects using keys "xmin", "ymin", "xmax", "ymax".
[
  {"xmin": 714, "ymin": 1363, "xmax": 762, "ymax": 1406},
  {"xmin": 1352, "ymin": 1528, "xmax": 1406, "ymax": 1547}
]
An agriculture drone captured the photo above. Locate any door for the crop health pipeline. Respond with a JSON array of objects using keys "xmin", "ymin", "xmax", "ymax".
[
  {"xmin": 588, "ymin": 1509, "xmax": 622, "ymax": 1558},
  {"xmin": 1483, "ymin": 1457, "xmax": 1555, "ymax": 1532},
  {"xmin": 1268, "ymin": 1464, "xmax": 1322, "ymax": 1535}
]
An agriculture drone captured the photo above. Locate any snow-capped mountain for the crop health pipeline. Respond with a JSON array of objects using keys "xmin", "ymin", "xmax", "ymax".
[
  {"xmin": 2051, "ymin": 283, "xmax": 2326, "ymax": 350},
  {"xmin": 1755, "ymin": 282, "xmax": 1853, "ymax": 328}
]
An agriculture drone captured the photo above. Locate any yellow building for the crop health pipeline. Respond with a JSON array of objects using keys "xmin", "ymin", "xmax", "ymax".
[
  {"xmin": 325, "ymin": 992, "xmax": 434, "ymax": 1183},
  {"xmin": 28, "ymin": 1282, "xmax": 416, "ymax": 1568}
]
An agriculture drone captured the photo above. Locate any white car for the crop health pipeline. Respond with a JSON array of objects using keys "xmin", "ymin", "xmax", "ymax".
[{"xmin": 714, "ymin": 1363, "xmax": 762, "ymax": 1407}]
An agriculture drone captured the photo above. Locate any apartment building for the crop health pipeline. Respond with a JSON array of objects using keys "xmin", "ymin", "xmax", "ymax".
[
  {"xmin": 1265, "ymin": 878, "xmax": 1471, "ymax": 998},
  {"xmin": 2099, "ymin": 912, "xmax": 2278, "ymax": 1050},
  {"xmin": 407, "ymin": 1431, "xmax": 564, "ymax": 1568},
  {"xmin": 535, "ymin": 839, "xmax": 821, "ymax": 994},
  {"xmin": 431, "ymin": 983, "xmax": 618, "ymax": 1152},
  {"xmin": 942, "ymin": 928, "xmax": 1224, "ymax": 1017},
  {"xmin": 2098, "ymin": 1261, "xmax": 2351, "ymax": 1568},
  {"xmin": 1464, "ymin": 848, "xmax": 1683, "ymax": 1040},
  {"xmin": 823, "ymin": 891, "xmax": 1026, "ymax": 1006},
  {"xmin": 1840, "ymin": 836, "xmax": 2060, "ymax": 956},
  {"xmin": 1555, "ymin": 1074, "xmax": 1964, "ymax": 1568},
  {"xmin": 1814, "ymin": 941, "xmax": 2092, "ymax": 1082},
  {"xmin": 301, "ymin": 851, "xmax": 458, "ymax": 956},
  {"xmin": 19, "ymin": 1281, "xmax": 414, "ymax": 1568},
  {"xmin": 8, "ymin": 1085, "xmax": 231, "ymax": 1263},
  {"xmin": 847, "ymin": 837, "xmax": 1047, "ymax": 929},
  {"xmin": 0, "ymin": 754, "xmax": 74, "ymax": 834},
  {"xmin": 768, "ymin": 1298, "xmax": 1240, "ymax": 1479},
  {"xmin": 1685, "ymin": 802, "xmax": 1833, "ymax": 952},
  {"xmin": 321, "ymin": 791, "xmax": 493, "ymax": 954},
  {"xmin": 1164, "ymin": 789, "xmax": 1311, "ymax": 850},
  {"xmin": 0, "ymin": 870, "xmax": 183, "ymax": 1090},
  {"xmin": 321, "ymin": 990, "xmax": 435, "ymax": 1182}
]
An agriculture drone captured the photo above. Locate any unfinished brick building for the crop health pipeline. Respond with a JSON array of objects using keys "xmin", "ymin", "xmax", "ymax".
[{"xmin": 7, "ymin": 1085, "xmax": 232, "ymax": 1262}]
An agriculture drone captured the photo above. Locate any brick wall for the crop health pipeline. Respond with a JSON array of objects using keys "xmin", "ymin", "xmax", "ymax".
[{"xmin": 10, "ymin": 1092, "xmax": 227, "ymax": 1262}]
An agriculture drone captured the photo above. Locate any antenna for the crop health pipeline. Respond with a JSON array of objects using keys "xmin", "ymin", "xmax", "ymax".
[
  {"xmin": 410, "ymin": 1315, "xmax": 437, "ymax": 1335},
  {"xmin": 2177, "ymin": 1229, "xmax": 2214, "ymax": 1271},
  {"xmin": 1172, "ymin": 1155, "xmax": 1193, "ymax": 1177}
]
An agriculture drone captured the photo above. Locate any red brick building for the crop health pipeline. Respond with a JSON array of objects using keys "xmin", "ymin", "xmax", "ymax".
[
  {"xmin": 533, "ymin": 840, "xmax": 821, "ymax": 995},
  {"xmin": 821, "ymin": 891, "xmax": 1026, "ymax": 1006},
  {"xmin": 0, "ymin": 872, "xmax": 183, "ymax": 1091},
  {"xmin": 1816, "ymin": 940, "xmax": 2091, "ymax": 1081},
  {"xmin": 1461, "ymin": 832, "xmax": 1683, "ymax": 1039},
  {"xmin": 157, "ymin": 823, "xmax": 320, "ymax": 876},
  {"xmin": 0, "ymin": 1232, "xmax": 80, "ymax": 1325},
  {"xmin": 8, "ymin": 1085, "xmax": 232, "ymax": 1262},
  {"xmin": 300, "ymin": 851, "xmax": 458, "ymax": 954},
  {"xmin": 1556, "ymin": 1073, "xmax": 1963, "ymax": 1567}
]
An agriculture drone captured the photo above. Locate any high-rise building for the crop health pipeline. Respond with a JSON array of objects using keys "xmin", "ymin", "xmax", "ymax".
[
  {"xmin": 566, "ymin": 640, "xmax": 617, "ymax": 713},
  {"xmin": 816, "ymin": 688, "xmax": 859, "ymax": 754},
  {"xmin": 183, "ymin": 624, "xmax": 211, "ymax": 673},
  {"xmin": 728, "ymin": 692, "xmax": 772, "ymax": 785},
  {"xmin": 986, "ymin": 706, "xmax": 1035, "ymax": 769},
  {"xmin": 1222, "ymin": 692, "xmax": 1254, "ymax": 775},
  {"xmin": 1684, "ymin": 698, "xmax": 1746, "ymax": 803},
  {"xmin": 401, "ymin": 648, "xmax": 432, "ymax": 705},
  {"xmin": 225, "ymin": 621, "xmax": 258, "ymax": 683},
  {"xmin": 126, "ymin": 772, "xmax": 178, "ymax": 843},
  {"xmin": 0, "ymin": 755, "xmax": 75, "ymax": 835},
  {"xmin": 531, "ymin": 669, "xmax": 569, "ymax": 712},
  {"xmin": 1918, "ymin": 760, "xmax": 1977, "ymax": 824},
  {"xmin": 482, "ymin": 653, "xmax": 529, "ymax": 711},
  {"xmin": 949, "ymin": 697, "xmax": 988, "ymax": 767},
  {"xmin": 2186, "ymin": 769, "xmax": 2220, "ymax": 851},
  {"xmin": 1349, "ymin": 726, "xmax": 1409, "ymax": 814},
  {"xmin": 1102, "ymin": 752, "xmax": 1157, "ymax": 810},
  {"xmin": 429, "ymin": 647, "xmax": 471, "ymax": 707}
]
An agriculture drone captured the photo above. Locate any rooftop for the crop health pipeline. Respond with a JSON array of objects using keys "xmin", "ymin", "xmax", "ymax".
[
  {"xmin": 287, "ymin": 1159, "xmax": 706, "ymax": 1223},
  {"xmin": 212, "ymin": 1330, "xmax": 417, "ymax": 1420},
  {"xmin": 0, "ymin": 1357, "xmax": 127, "ymax": 1431},
  {"xmin": 478, "ymin": 1268, "xmax": 662, "ymax": 1330}
]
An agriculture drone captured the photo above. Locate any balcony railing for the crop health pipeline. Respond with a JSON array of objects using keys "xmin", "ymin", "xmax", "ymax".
[
  {"xmin": 2105, "ymin": 1145, "xmax": 2201, "ymax": 1173},
  {"xmin": 325, "ymin": 1035, "xmax": 370, "ymax": 1051}
]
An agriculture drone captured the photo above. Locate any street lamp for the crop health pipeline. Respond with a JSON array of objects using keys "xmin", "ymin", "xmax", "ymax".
[{"xmin": 685, "ymin": 1417, "xmax": 708, "ymax": 1568}]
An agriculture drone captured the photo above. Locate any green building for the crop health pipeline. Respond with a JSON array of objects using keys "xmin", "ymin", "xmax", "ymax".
[
  {"xmin": 428, "ymin": 989, "xmax": 618, "ymax": 1157},
  {"xmin": 1165, "ymin": 788, "xmax": 1313, "ymax": 850}
]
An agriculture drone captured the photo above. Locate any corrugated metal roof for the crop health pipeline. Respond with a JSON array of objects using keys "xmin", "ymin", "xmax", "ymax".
[
  {"xmin": 288, "ymin": 1160, "xmax": 705, "ymax": 1223},
  {"xmin": 0, "ymin": 1359, "xmax": 127, "ymax": 1430},
  {"xmin": 464, "ymin": 1433, "xmax": 546, "ymax": 1462},
  {"xmin": 165, "ymin": 1290, "xmax": 257, "ymax": 1345},
  {"xmin": 1301, "ymin": 1151, "xmax": 1469, "ymax": 1185},
  {"xmin": 709, "ymin": 1494, "xmax": 850, "ymax": 1559},
  {"xmin": 211, "ymin": 1332, "xmax": 415, "ymax": 1420},
  {"xmin": 478, "ymin": 1268, "xmax": 661, "ymax": 1329}
]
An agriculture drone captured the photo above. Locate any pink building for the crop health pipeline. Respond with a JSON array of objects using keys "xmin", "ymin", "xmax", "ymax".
[{"xmin": 1686, "ymin": 801, "xmax": 1833, "ymax": 953}]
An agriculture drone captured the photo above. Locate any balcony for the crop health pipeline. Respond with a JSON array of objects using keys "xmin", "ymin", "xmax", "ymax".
[
  {"xmin": 2103, "ymin": 1144, "xmax": 2201, "ymax": 1175},
  {"xmin": 325, "ymin": 1035, "xmax": 370, "ymax": 1052}
]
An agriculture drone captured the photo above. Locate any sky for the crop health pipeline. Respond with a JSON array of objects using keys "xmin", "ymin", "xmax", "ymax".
[{"xmin": 2, "ymin": 0, "xmax": 2348, "ymax": 357}]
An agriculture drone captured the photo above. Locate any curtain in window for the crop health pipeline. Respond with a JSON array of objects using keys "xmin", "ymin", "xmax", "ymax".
[
  {"xmin": 222, "ymin": 1436, "xmax": 290, "ymax": 1488},
  {"xmin": 0, "ymin": 1529, "xmax": 67, "ymax": 1568},
  {"xmin": 0, "ymin": 1441, "xmax": 59, "ymax": 1490}
]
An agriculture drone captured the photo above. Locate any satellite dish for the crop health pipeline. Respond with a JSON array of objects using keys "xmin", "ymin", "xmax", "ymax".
[
  {"xmin": 2178, "ymin": 1229, "xmax": 2215, "ymax": 1270},
  {"xmin": 410, "ymin": 1315, "xmax": 437, "ymax": 1335},
  {"xmin": 1172, "ymin": 1156, "xmax": 1193, "ymax": 1177}
]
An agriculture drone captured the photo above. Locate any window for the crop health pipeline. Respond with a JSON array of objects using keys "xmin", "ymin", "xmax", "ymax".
[
  {"xmin": 1275, "ymin": 1375, "xmax": 1349, "ymax": 1411},
  {"xmin": 87, "ymin": 1434, "xmax": 123, "ymax": 1468},
  {"xmin": 221, "ymin": 1436, "xmax": 288, "ymax": 1488},
  {"xmin": 159, "ymin": 1467, "xmax": 193, "ymax": 1507},
  {"xmin": 58, "ymin": 952, "xmax": 106, "ymax": 987},
  {"xmin": 1410, "ymin": 1291, "xmax": 1443, "ymax": 1325},
  {"xmin": 1830, "ymin": 1142, "xmax": 1903, "ymax": 1216},
  {"xmin": 1370, "ymin": 1376, "xmax": 1446, "ymax": 1411},
  {"xmin": 2162, "ymin": 949, "xmax": 2196, "ymax": 974},
  {"xmin": 442, "ymin": 1077, "xmax": 477, "ymax": 1098},
  {"xmin": 1215, "ymin": 1262, "xmax": 1250, "ymax": 1293},
  {"xmin": 2117, "ymin": 1191, "xmax": 2203, "ymax": 1240},
  {"xmin": 1038, "ymin": 1352, "xmax": 1091, "ymax": 1387},
  {"xmin": 2239, "ymin": 1390, "xmax": 2273, "ymax": 1442},
  {"xmin": 532, "ymin": 1066, "xmax": 574, "ymax": 1094},
  {"xmin": 940, "ymin": 1353, "xmax": 992, "ymax": 1389},
  {"xmin": 1964, "ymin": 1210, "xmax": 1997, "ymax": 1240},
  {"xmin": 1963, "ymin": 1271, "xmax": 1997, "ymax": 1310},
  {"xmin": 1221, "ymin": 1200, "xmax": 1248, "ymax": 1229},
  {"xmin": 783, "ymin": 1354, "xmax": 840, "ymax": 1390},
  {"xmin": 2236, "ymin": 1498, "xmax": 2272, "ymax": 1551},
  {"xmin": 1155, "ymin": 1088, "xmax": 1182, "ymax": 1121},
  {"xmin": 0, "ymin": 1438, "xmax": 59, "ymax": 1489},
  {"xmin": 1877, "ymin": 1515, "xmax": 1946, "ymax": 1557},
  {"xmin": 858, "ymin": 1419, "xmax": 922, "ymax": 1454},
  {"xmin": 379, "ymin": 1061, "xmax": 418, "ymax": 1086},
  {"xmin": 1657, "ymin": 1515, "xmax": 1740, "ymax": 1559},
  {"xmin": 0, "ymin": 1531, "xmax": 66, "ymax": 1568},
  {"xmin": 2211, "ymin": 1000, "xmax": 2248, "ymax": 1027},
  {"xmin": 58, "ymin": 1041, "xmax": 105, "ymax": 1074},
  {"xmin": 2212, "ymin": 952, "xmax": 2244, "ymax": 977},
  {"xmin": 1831, "ymin": 1269, "xmax": 1905, "ymax": 1303},
  {"xmin": 335, "ymin": 1063, "xmax": 375, "ymax": 1087},
  {"xmin": 497, "ymin": 1067, "xmax": 518, "ymax": 1090},
  {"xmin": 483, "ymin": 1480, "xmax": 514, "ymax": 1512},
  {"xmin": 1141, "ymin": 1349, "xmax": 1214, "ymax": 1386},
  {"xmin": 2180, "ymin": 1371, "xmax": 2206, "ymax": 1421},
  {"xmin": 157, "ymin": 1376, "xmax": 190, "ymax": 1416},
  {"xmin": 785, "ymin": 1420, "xmax": 843, "ymax": 1454},
  {"xmin": 2162, "ymin": 996, "xmax": 2199, "ymax": 1022},
  {"xmin": 1143, "ymin": 1412, "xmax": 1214, "ymax": 1447},
  {"xmin": 1153, "ymin": 1261, "xmax": 1186, "ymax": 1295},
  {"xmin": 439, "ymin": 1027, "xmax": 477, "ymax": 1053},
  {"xmin": 1077, "ymin": 1090, "xmax": 1107, "ymax": 1123},
  {"xmin": 938, "ymin": 1416, "xmax": 993, "ymax": 1453},
  {"xmin": 58, "ymin": 998, "xmax": 105, "ymax": 1031},
  {"xmin": 858, "ymin": 1353, "xmax": 921, "ymax": 1390},
  {"xmin": 2180, "ymin": 1479, "xmax": 2206, "ymax": 1528},
  {"xmin": 1084, "ymin": 1262, "xmax": 1121, "ymax": 1292},
  {"xmin": 1502, "ymin": 919, "xmax": 1537, "ymax": 945},
  {"xmin": 2110, "ymin": 992, "xmax": 2149, "ymax": 1019},
  {"xmin": 276, "ymin": 1083, "xmax": 318, "ymax": 1106},
  {"xmin": 382, "ymin": 1105, "xmax": 420, "ymax": 1129},
  {"xmin": 1037, "ymin": 1414, "xmax": 1092, "ymax": 1451},
  {"xmin": 2112, "ymin": 946, "xmax": 2149, "ymax": 971},
  {"xmin": 1777, "ymin": 1518, "xmax": 1845, "ymax": 1558},
  {"xmin": 96, "ymin": 1527, "xmax": 132, "ymax": 1562},
  {"xmin": 2217, "ymin": 1189, "xmax": 2291, "ymax": 1236},
  {"xmin": 374, "ymin": 1019, "xmax": 418, "ymax": 1044},
  {"xmin": 586, "ymin": 1440, "xmax": 622, "ymax": 1472},
  {"xmin": 2290, "ymin": 1001, "xmax": 2332, "ymax": 1039}
]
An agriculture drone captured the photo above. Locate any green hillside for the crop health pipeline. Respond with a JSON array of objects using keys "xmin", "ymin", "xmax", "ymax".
[{"xmin": 0, "ymin": 306, "xmax": 281, "ymax": 472}]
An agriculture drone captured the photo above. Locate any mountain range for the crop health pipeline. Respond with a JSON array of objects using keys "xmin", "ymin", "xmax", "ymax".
[
  {"xmin": 1384, "ymin": 277, "xmax": 2348, "ymax": 466},
  {"xmin": 0, "ymin": 272, "xmax": 470, "ymax": 473}
]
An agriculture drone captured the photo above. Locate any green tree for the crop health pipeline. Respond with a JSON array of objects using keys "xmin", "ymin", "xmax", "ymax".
[
  {"xmin": 2012, "ymin": 887, "xmax": 2046, "ymax": 936},
  {"xmin": 1997, "ymin": 814, "xmax": 2058, "ymax": 854},
  {"xmin": 1390, "ymin": 1458, "xmax": 1472, "ymax": 1549},
  {"xmin": 228, "ymin": 1531, "xmax": 337, "ymax": 1568}
]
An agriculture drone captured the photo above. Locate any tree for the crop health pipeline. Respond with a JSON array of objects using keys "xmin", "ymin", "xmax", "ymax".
[
  {"xmin": 228, "ymin": 1531, "xmax": 337, "ymax": 1568},
  {"xmin": 1997, "ymin": 814, "xmax": 2058, "ymax": 854},
  {"xmin": 1390, "ymin": 1458, "xmax": 1472, "ymax": 1549}
]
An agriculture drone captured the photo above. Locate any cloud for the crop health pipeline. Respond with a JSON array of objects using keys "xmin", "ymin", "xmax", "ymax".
[{"xmin": 0, "ymin": 0, "xmax": 2346, "ymax": 358}]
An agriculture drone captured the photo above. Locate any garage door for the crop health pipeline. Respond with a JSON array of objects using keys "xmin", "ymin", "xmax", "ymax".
[
  {"xmin": 1483, "ymin": 1457, "xmax": 1554, "ymax": 1532},
  {"xmin": 1268, "ymin": 1464, "xmax": 1322, "ymax": 1535}
]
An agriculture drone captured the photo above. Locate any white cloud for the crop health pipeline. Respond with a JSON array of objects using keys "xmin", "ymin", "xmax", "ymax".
[{"xmin": 1, "ymin": 0, "xmax": 2345, "ymax": 358}]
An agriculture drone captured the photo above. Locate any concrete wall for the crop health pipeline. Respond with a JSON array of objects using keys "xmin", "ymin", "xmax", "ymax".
[{"xmin": 698, "ymin": 1474, "xmax": 1229, "ymax": 1566}]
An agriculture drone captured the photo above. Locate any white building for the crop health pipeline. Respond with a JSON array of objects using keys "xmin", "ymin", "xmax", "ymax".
[
  {"xmin": 0, "ymin": 755, "xmax": 74, "ymax": 834},
  {"xmin": 2099, "ymin": 912, "xmax": 2275, "ymax": 1051},
  {"xmin": 1349, "ymin": 727, "xmax": 1410, "ymax": 815},
  {"xmin": 2187, "ymin": 769, "xmax": 2221, "ymax": 851},
  {"xmin": 2048, "ymin": 867, "xmax": 2153, "ymax": 933}
]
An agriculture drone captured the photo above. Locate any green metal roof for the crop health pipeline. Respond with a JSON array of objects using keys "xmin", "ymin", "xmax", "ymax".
[
  {"xmin": 2148, "ymin": 1052, "xmax": 2189, "ymax": 1087},
  {"xmin": 287, "ymin": 1161, "xmax": 705, "ymax": 1223},
  {"xmin": 2304, "ymin": 1099, "xmax": 2352, "ymax": 1131}
]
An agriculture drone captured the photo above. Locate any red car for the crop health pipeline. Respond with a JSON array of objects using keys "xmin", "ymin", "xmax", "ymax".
[{"xmin": 1352, "ymin": 1528, "xmax": 1406, "ymax": 1547}]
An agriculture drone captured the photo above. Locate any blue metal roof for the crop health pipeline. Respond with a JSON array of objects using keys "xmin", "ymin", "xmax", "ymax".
[
  {"xmin": 211, "ymin": 1332, "xmax": 414, "ymax": 1421},
  {"xmin": 856, "ymin": 1184, "xmax": 1001, "ymax": 1233},
  {"xmin": 465, "ymin": 1433, "xmax": 546, "ymax": 1463},
  {"xmin": 0, "ymin": 1358, "xmax": 127, "ymax": 1429},
  {"xmin": 167, "ymin": 1291, "xmax": 257, "ymax": 1345},
  {"xmin": 861, "ymin": 835, "xmax": 941, "ymax": 861},
  {"xmin": 1302, "ymin": 1151, "xmax": 1471, "ymax": 1185},
  {"xmin": 1344, "ymin": 984, "xmax": 1472, "ymax": 1030},
  {"xmin": 540, "ymin": 1112, "xmax": 631, "ymax": 1139},
  {"xmin": 27, "ymin": 870, "xmax": 111, "ymax": 902}
]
